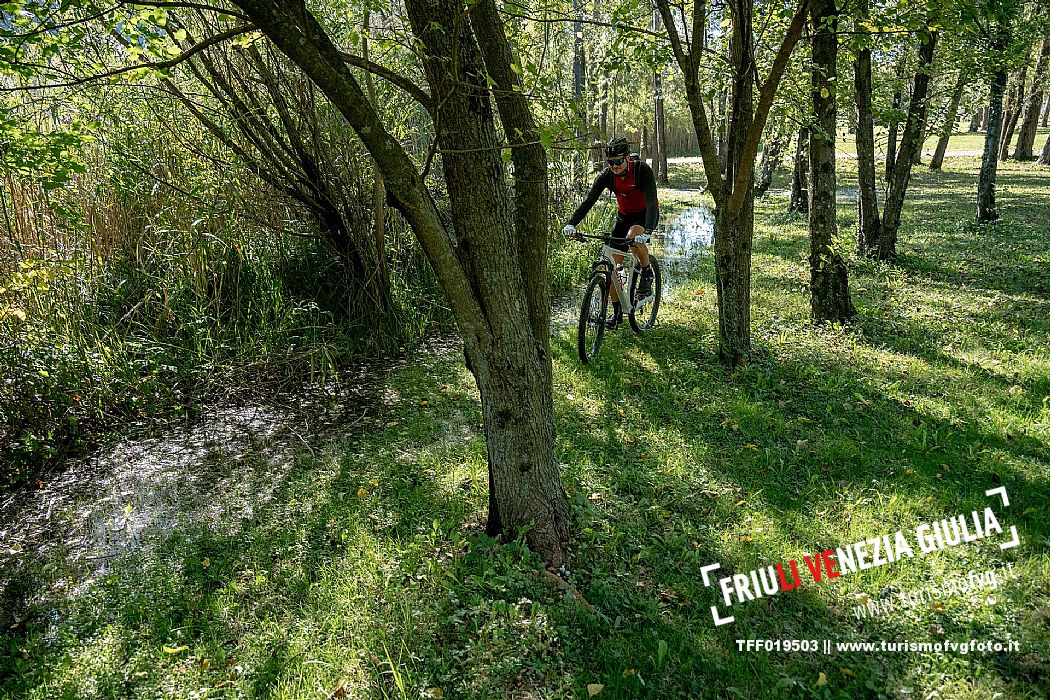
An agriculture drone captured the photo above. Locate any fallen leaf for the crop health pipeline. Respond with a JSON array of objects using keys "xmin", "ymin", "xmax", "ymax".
[
  {"xmin": 739, "ymin": 534, "xmax": 753, "ymax": 542},
  {"xmin": 329, "ymin": 677, "xmax": 349, "ymax": 699},
  {"xmin": 694, "ymin": 289, "xmax": 705, "ymax": 295},
  {"xmin": 796, "ymin": 439, "xmax": 809, "ymax": 448},
  {"xmin": 744, "ymin": 443, "xmax": 758, "ymax": 450},
  {"xmin": 356, "ymin": 487, "xmax": 368, "ymax": 498},
  {"xmin": 840, "ymin": 668, "xmax": 856, "ymax": 678},
  {"xmin": 163, "ymin": 644, "xmax": 190, "ymax": 655},
  {"xmin": 622, "ymin": 669, "xmax": 636, "ymax": 677},
  {"xmin": 817, "ymin": 672, "xmax": 827, "ymax": 686},
  {"xmin": 587, "ymin": 684, "xmax": 604, "ymax": 696},
  {"xmin": 423, "ymin": 688, "xmax": 444, "ymax": 699},
  {"xmin": 931, "ymin": 600, "xmax": 945, "ymax": 612},
  {"xmin": 202, "ymin": 557, "xmax": 210, "ymax": 568}
]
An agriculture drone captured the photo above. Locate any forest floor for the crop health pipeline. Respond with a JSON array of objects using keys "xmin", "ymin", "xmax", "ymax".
[{"xmin": 2, "ymin": 155, "xmax": 1049, "ymax": 699}]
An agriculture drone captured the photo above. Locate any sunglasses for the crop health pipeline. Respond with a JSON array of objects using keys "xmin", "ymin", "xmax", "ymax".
[{"xmin": 607, "ymin": 156, "xmax": 626, "ymax": 166}]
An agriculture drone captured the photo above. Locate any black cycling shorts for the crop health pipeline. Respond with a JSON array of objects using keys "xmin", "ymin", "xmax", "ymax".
[{"xmin": 610, "ymin": 211, "xmax": 648, "ymax": 252}]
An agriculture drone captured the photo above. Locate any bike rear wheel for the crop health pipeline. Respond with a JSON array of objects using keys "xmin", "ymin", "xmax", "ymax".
[
  {"xmin": 628, "ymin": 256, "xmax": 661, "ymax": 333},
  {"xmin": 577, "ymin": 273, "xmax": 608, "ymax": 363}
]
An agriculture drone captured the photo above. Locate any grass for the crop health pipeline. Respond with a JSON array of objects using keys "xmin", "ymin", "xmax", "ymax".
[
  {"xmin": 3, "ymin": 156, "xmax": 1049, "ymax": 699},
  {"xmin": 834, "ymin": 126, "xmax": 1050, "ymax": 160}
]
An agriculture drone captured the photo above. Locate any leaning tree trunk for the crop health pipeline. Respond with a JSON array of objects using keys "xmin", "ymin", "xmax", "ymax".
[
  {"xmin": 930, "ymin": 70, "xmax": 967, "ymax": 171},
  {"xmin": 999, "ymin": 64, "xmax": 1028, "ymax": 161},
  {"xmin": 877, "ymin": 30, "xmax": 938, "ymax": 261},
  {"xmin": 1013, "ymin": 39, "xmax": 1049, "ymax": 160},
  {"xmin": 978, "ymin": 67, "xmax": 1009, "ymax": 222},
  {"xmin": 854, "ymin": 0, "xmax": 881, "ymax": 255},
  {"xmin": 790, "ymin": 126, "xmax": 809, "ymax": 213},
  {"xmin": 809, "ymin": 0, "xmax": 855, "ymax": 322}
]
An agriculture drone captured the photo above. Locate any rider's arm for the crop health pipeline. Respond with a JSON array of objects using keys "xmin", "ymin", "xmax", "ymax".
[
  {"xmin": 568, "ymin": 170, "xmax": 612, "ymax": 227},
  {"xmin": 637, "ymin": 161, "xmax": 660, "ymax": 231}
]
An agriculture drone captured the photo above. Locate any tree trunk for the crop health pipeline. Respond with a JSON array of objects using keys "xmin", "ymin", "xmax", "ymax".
[
  {"xmin": 1000, "ymin": 64, "xmax": 1028, "ymax": 160},
  {"xmin": 981, "ymin": 106, "xmax": 990, "ymax": 129},
  {"xmin": 854, "ymin": 0, "xmax": 881, "ymax": 255},
  {"xmin": 968, "ymin": 108, "xmax": 980, "ymax": 132},
  {"xmin": 885, "ymin": 51, "xmax": 907, "ymax": 181},
  {"xmin": 790, "ymin": 126, "xmax": 809, "ymax": 213},
  {"xmin": 754, "ymin": 134, "xmax": 784, "ymax": 197},
  {"xmin": 809, "ymin": 0, "xmax": 855, "ymax": 322},
  {"xmin": 1037, "ymin": 131, "xmax": 1050, "ymax": 164},
  {"xmin": 978, "ymin": 67, "xmax": 1008, "ymax": 222},
  {"xmin": 1042, "ymin": 95, "xmax": 1049, "ymax": 128},
  {"xmin": 1013, "ymin": 40, "xmax": 1049, "ymax": 160},
  {"xmin": 657, "ymin": 0, "xmax": 806, "ymax": 364},
  {"xmin": 362, "ymin": 11, "xmax": 389, "ymax": 306},
  {"xmin": 930, "ymin": 70, "xmax": 967, "ymax": 171},
  {"xmin": 572, "ymin": 0, "xmax": 586, "ymax": 186},
  {"xmin": 877, "ymin": 30, "xmax": 938, "ymax": 261},
  {"xmin": 713, "ymin": 209, "xmax": 753, "ymax": 365},
  {"xmin": 233, "ymin": 0, "xmax": 570, "ymax": 565},
  {"xmin": 713, "ymin": 0, "xmax": 756, "ymax": 364}
]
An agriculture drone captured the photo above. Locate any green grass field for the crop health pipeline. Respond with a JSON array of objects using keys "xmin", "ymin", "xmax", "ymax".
[
  {"xmin": 835, "ymin": 126, "xmax": 1050, "ymax": 159},
  {"xmin": 3, "ymin": 156, "xmax": 1048, "ymax": 699}
]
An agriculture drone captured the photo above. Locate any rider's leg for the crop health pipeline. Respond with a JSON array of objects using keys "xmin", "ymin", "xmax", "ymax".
[
  {"xmin": 610, "ymin": 253, "xmax": 625, "ymax": 303},
  {"xmin": 627, "ymin": 224, "xmax": 651, "ymax": 267}
]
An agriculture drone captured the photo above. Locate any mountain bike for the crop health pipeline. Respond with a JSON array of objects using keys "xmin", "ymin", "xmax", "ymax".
[{"xmin": 571, "ymin": 232, "xmax": 662, "ymax": 364}]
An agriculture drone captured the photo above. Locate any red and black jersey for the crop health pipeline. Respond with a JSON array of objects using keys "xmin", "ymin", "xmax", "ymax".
[{"xmin": 568, "ymin": 159, "xmax": 659, "ymax": 231}]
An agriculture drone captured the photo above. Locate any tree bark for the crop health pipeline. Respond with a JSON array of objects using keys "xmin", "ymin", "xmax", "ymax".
[
  {"xmin": 877, "ymin": 30, "xmax": 938, "ymax": 261},
  {"xmin": 790, "ymin": 126, "xmax": 809, "ymax": 213},
  {"xmin": 809, "ymin": 0, "xmax": 855, "ymax": 322},
  {"xmin": 968, "ymin": 108, "xmax": 980, "ymax": 132},
  {"xmin": 930, "ymin": 70, "xmax": 967, "ymax": 171},
  {"xmin": 854, "ymin": 0, "xmax": 881, "ymax": 255},
  {"xmin": 999, "ymin": 64, "xmax": 1028, "ymax": 160},
  {"xmin": 885, "ymin": 51, "xmax": 907, "ymax": 182},
  {"xmin": 754, "ymin": 132, "xmax": 784, "ymax": 197},
  {"xmin": 1038, "ymin": 131, "xmax": 1050, "ymax": 164},
  {"xmin": 232, "ymin": 0, "xmax": 570, "ymax": 565},
  {"xmin": 1013, "ymin": 39, "xmax": 1049, "ymax": 160},
  {"xmin": 978, "ymin": 67, "xmax": 1008, "ymax": 222}
]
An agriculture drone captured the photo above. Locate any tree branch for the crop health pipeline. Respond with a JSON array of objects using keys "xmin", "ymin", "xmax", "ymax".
[
  {"xmin": 726, "ymin": 0, "xmax": 809, "ymax": 220},
  {"xmin": 339, "ymin": 50, "xmax": 433, "ymax": 115},
  {"xmin": 4, "ymin": 25, "xmax": 255, "ymax": 92}
]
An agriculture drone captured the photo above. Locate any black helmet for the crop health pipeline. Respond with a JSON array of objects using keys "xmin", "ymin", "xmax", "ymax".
[{"xmin": 604, "ymin": 137, "xmax": 630, "ymax": 159}]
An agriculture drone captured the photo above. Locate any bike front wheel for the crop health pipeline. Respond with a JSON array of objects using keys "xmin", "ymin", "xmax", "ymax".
[
  {"xmin": 628, "ymin": 256, "xmax": 661, "ymax": 334},
  {"xmin": 577, "ymin": 273, "xmax": 609, "ymax": 363}
]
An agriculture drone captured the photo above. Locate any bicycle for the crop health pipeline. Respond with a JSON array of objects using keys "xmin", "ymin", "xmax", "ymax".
[{"xmin": 571, "ymin": 231, "xmax": 662, "ymax": 364}]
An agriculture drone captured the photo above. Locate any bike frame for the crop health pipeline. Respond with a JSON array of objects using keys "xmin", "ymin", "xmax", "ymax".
[{"xmin": 579, "ymin": 233, "xmax": 653, "ymax": 314}]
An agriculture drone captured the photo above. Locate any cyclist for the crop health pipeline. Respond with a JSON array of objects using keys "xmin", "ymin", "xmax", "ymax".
[{"xmin": 563, "ymin": 137, "xmax": 658, "ymax": 330}]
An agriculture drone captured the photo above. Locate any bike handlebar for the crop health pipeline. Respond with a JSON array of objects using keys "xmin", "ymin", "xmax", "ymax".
[{"xmin": 573, "ymin": 232, "xmax": 654, "ymax": 245}]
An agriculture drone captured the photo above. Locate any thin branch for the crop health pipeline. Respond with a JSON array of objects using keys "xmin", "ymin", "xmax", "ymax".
[
  {"xmin": 338, "ymin": 51, "xmax": 433, "ymax": 115},
  {"xmin": 140, "ymin": 2, "xmax": 250, "ymax": 21},
  {"xmin": 3, "ymin": 25, "xmax": 255, "ymax": 92}
]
